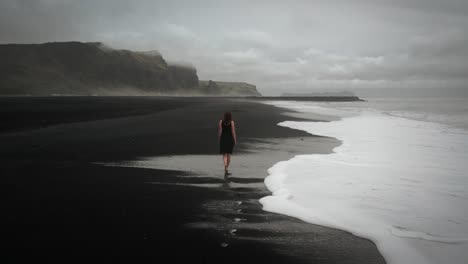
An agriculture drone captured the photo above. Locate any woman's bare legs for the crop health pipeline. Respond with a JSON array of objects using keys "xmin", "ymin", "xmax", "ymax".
[
  {"xmin": 223, "ymin": 154, "xmax": 228, "ymax": 172},
  {"xmin": 222, "ymin": 153, "xmax": 232, "ymax": 174},
  {"xmin": 227, "ymin": 154, "xmax": 231, "ymax": 168}
]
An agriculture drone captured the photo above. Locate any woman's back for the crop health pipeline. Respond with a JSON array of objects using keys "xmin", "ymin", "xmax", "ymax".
[
  {"xmin": 221, "ymin": 120, "xmax": 233, "ymax": 138},
  {"xmin": 219, "ymin": 120, "xmax": 234, "ymax": 154}
]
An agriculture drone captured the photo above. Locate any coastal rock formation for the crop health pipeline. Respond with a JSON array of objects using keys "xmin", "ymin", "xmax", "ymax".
[
  {"xmin": 0, "ymin": 42, "xmax": 260, "ymax": 96},
  {"xmin": 199, "ymin": 80, "xmax": 261, "ymax": 96}
]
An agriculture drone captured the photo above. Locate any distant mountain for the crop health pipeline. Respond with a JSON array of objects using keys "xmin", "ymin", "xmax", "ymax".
[
  {"xmin": 0, "ymin": 42, "xmax": 261, "ymax": 96},
  {"xmin": 281, "ymin": 91, "xmax": 356, "ymax": 97}
]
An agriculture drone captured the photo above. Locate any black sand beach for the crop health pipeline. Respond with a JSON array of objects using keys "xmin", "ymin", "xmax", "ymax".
[{"xmin": 1, "ymin": 96, "xmax": 386, "ymax": 263}]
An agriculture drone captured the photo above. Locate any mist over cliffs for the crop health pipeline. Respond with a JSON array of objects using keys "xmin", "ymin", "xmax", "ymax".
[{"xmin": 0, "ymin": 42, "xmax": 261, "ymax": 96}]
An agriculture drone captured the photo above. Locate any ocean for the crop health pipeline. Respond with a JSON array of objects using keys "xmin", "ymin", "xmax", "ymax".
[{"xmin": 259, "ymin": 96, "xmax": 468, "ymax": 264}]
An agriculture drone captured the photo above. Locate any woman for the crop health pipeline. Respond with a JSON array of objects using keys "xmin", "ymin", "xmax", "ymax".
[{"xmin": 219, "ymin": 111, "xmax": 237, "ymax": 175}]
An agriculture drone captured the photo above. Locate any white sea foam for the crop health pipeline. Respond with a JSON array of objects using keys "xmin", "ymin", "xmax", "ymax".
[{"xmin": 259, "ymin": 101, "xmax": 468, "ymax": 264}]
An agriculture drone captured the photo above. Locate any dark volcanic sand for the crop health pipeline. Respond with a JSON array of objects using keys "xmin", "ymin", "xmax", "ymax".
[{"xmin": 1, "ymin": 96, "xmax": 386, "ymax": 263}]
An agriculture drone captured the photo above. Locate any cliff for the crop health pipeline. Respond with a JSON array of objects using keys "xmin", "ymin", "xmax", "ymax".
[
  {"xmin": 198, "ymin": 80, "xmax": 261, "ymax": 96},
  {"xmin": 0, "ymin": 42, "xmax": 259, "ymax": 96}
]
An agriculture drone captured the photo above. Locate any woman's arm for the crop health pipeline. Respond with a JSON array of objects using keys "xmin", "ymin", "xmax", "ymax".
[
  {"xmin": 231, "ymin": 121, "xmax": 237, "ymax": 145},
  {"xmin": 218, "ymin": 120, "xmax": 222, "ymax": 143}
]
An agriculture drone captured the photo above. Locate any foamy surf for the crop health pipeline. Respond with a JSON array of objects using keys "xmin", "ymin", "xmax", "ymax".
[{"xmin": 259, "ymin": 101, "xmax": 468, "ymax": 264}]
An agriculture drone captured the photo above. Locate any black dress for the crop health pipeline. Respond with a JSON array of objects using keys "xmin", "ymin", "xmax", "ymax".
[{"xmin": 219, "ymin": 120, "xmax": 235, "ymax": 154}]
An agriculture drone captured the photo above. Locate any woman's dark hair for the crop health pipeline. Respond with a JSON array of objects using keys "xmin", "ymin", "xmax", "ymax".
[{"xmin": 223, "ymin": 112, "xmax": 232, "ymax": 123}]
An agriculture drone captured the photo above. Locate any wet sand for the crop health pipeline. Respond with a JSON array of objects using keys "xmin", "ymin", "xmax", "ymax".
[{"xmin": 1, "ymin": 96, "xmax": 386, "ymax": 263}]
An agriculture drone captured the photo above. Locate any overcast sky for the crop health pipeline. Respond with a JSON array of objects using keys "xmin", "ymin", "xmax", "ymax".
[{"xmin": 1, "ymin": 0, "xmax": 467, "ymax": 95}]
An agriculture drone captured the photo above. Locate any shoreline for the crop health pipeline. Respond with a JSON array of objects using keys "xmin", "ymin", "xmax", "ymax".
[{"xmin": 1, "ymin": 96, "xmax": 385, "ymax": 263}]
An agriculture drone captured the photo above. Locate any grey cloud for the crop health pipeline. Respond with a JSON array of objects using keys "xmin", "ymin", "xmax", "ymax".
[{"xmin": 1, "ymin": 0, "xmax": 467, "ymax": 95}]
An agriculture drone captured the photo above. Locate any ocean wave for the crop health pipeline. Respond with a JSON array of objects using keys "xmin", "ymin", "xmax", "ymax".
[{"xmin": 260, "ymin": 100, "xmax": 468, "ymax": 264}]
